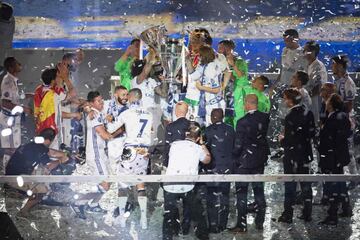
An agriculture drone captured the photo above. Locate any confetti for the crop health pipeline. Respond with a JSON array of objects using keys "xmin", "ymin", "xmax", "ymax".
[{"xmin": 1, "ymin": 128, "xmax": 12, "ymax": 137}]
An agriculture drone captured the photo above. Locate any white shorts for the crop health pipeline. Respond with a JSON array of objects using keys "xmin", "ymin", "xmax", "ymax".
[
  {"xmin": 117, "ymin": 152, "xmax": 149, "ymax": 188},
  {"xmin": 86, "ymin": 150, "xmax": 110, "ymax": 176},
  {"xmin": 107, "ymin": 137, "xmax": 125, "ymax": 173}
]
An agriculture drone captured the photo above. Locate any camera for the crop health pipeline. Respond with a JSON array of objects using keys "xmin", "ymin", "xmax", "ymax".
[{"xmin": 50, "ymin": 144, "xmax": 86, "ymax": 176}]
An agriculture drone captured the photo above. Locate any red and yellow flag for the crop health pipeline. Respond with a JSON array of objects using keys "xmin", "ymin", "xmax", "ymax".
[{"xmin": 34, "ymin": 84, "xmax": 57, "ymax": 134}]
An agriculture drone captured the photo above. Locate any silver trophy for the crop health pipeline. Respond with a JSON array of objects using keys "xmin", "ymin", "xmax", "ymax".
[{"xmin": 140, "ymin": 25, "xmax": 183, "ymax": 83}]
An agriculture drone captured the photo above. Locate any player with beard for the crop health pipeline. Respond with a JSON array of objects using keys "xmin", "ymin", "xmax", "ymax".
[
  {"xmin": 104, "ymin": 86, "xmax": 129, "ymax": 170},
  {"xmin": 107, "ymin": 88, "xmax": 153, "ymax": 230}
]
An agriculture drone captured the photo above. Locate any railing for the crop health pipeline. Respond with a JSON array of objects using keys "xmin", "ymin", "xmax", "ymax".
[{"xmin": 1, "ymin": 174, "xmax": 359, "ymax": 183}]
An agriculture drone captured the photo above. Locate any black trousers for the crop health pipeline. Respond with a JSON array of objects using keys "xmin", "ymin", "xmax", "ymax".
[
  {"xmin": 322, "ymin": 168, "xmax": 351, "ymax": 220},
  {"xmin": 283, "ymin": 162, "xmax": 312, "ymax": 218},
  {"xmin": 163, "ymin": 186, "xmax": 208, "ymax": 240},
  {"xmin": 206, "ymin": 182, "xmax": 230, "ymax": 231},
  {"xmin": 235, "ymin": 167, "xmax": 266, "ymax": 228}
]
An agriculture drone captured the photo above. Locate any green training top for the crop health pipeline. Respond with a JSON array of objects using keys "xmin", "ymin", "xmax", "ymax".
[
  {"xmin": 232, "ymin": 57, "xmax": 249, "ymax": 88},
  {"xmin": 114, "ymin": 57, "xmax": 133, "ymax": 91},
  {"xmin": 234, "ymin": 85, "xmax": 271, "ymax": 124}
]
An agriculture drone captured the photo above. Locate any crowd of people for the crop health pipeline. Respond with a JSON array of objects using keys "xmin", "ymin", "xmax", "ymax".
[{"xmin": 0, "ymin": 27, "xmax": 358, "ymax": 240}]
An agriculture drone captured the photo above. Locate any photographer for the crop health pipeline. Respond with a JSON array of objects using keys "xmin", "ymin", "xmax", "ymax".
[
  {"xmin": 5, "ymin": 128, "xmax": 69, "ymax": 219},
  {"xmin": 162, "ymin": 121, "xmax": 211, "ymax": 240}
]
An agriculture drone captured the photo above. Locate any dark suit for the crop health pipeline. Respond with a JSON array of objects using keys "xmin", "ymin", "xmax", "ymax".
[
  {"xmin": 319, "ymin": 101, "xmax": 328, "ymax": 126},
  {"xmin": 233, "ymin": 110, "xmax": 270, "ymax": 229},
  {"xmin": 204, "ymin": 122, "xmax": 235, "ymax": 231},
  {"xmin": 319, "ymin": 110, "xmax": 351, "ymax": 220},
  {"xmin": 163, "ymin": 117, "xmax": 192, "ymax": 235},
  {"xmin": 281, "ymin": 105, "xmax": 315, "ymax": 219},
  {"xmin": 164, "ymin": 117, "xmax": 190, "ymax": 167}
]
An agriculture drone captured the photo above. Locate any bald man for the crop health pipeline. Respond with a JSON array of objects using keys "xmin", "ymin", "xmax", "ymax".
[
  {"xmin": 174, "ymin": 101, "xmax": 188, "ymax": 119},
  {"xmin": 164, "ymin": 102, "xmax": 190, "ymax": 154},
  {"xmin": 231, "ymin": 94, "xmax": 270, "ymax": 233},
  {"xmin": 163, "ymin": 101, "xmax": 192, "ymax": 234},
  {"xmin": 204, "ymin": 108, "xmax": 235, "ymax": 232}
]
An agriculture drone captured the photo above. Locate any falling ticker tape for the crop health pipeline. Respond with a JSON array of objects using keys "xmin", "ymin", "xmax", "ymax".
[{"xmin": 0, "ymin": 174, "xmax": 359, "ymax": 183}]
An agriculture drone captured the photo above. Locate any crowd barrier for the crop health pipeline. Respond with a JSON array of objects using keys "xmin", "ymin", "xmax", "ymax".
[{"xmin": 0, "ymin": 174, "xmax": 359, "ymax": 183}]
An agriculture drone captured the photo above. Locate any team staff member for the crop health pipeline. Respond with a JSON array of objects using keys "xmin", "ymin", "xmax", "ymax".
[
  {"xmin": 278, "ymin": 88, "xmax": 315, "ymax": 223},
  {"xmin": 162, "ymin": 101, "xmax": 191, "ymax": 233},
  {"xmin": 231, "ymin": 94, "xmax": 269, "ymax": 232},
  {"xmin": 319, "ymin": 94, "xmax": 352, "ymax": 225},
  {"xmin": 204, "ymin": 108, "xmax": 235, "ymax": 233},
  {"xmin": 164, "ymin": 101, "xmax": 190, "ymax": 166},
  {"xmin": 332, "ymin": 55, "xmax": 358, "ymax": 186},
  {"xmin": 163, "ymin": 121, "xmax": 211, "ymax": 240}
]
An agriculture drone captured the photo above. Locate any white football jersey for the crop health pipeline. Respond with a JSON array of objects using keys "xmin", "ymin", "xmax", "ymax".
[
  {"xmin": 86, "ymin": 108, "xmax": 107, "ymax": 162},
  {"xmin": 103, "ymin": 98, "xmax": 128, "ymax": 120},
  {"xmin": 110, "ymin": 103, "xmax": 153, "ymax": 147},
  {"xmin": 131, "ymin": 77, "xmax": 159, "ymax": 110},
  {"xmin": 280, "ymin": 46, "xmax": 307, "ymax": 86}
]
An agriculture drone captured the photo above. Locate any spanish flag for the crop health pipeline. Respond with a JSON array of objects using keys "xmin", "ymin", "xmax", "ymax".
[{"xmin": 34, "ymin": 84, "xmax": 57, "ymax": 134}]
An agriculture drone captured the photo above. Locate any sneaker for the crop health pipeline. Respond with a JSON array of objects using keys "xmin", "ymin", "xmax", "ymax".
[
  {"xmin": 70, "ymin": 204, "xmax": 86, "ymax": 220},
  {"xmin": 86, "ymin": 204, "xmax": 108, "ymax": 214},
  {"xmin": 277, "ymin": 213, "xmax": 293, "ymax": 224}
]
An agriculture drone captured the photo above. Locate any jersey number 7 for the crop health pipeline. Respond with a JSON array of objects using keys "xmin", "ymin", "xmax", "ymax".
[{"xmin": 137, "ymin": 119, "xmax": 148, "ymax": 138}]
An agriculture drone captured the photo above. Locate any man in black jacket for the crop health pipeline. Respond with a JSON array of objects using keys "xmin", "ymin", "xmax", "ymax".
[
  {"xmin": 231, "ymin": 94, "xmax": 270, "ymax": 232},
  {"xmin": 278, "ymin": 88, "xmax": 315, "ymax": 223},
  {"xmin": 319, "ymin": 93, "xmax": 352, "ymax": 225},
  {"xmin": 164, "ymin": 101, "xmax": 190, "ymax": 167},
  {"xmin": 163, "ymin": 101, "xmax": 191, "ymax": 234},
  {"xmin": 204, "ymin": 108, "xmax": 235, "ymax": 233},
  {"xmin": 6, "ymin": 128, "xmax": 69, "ymax": 218}
]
